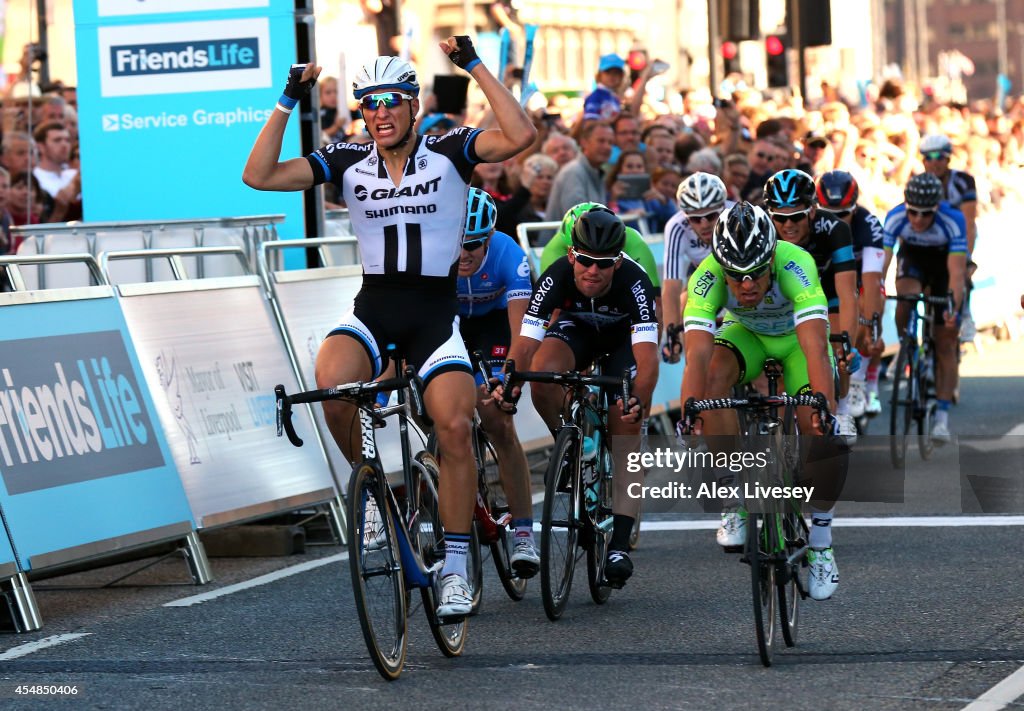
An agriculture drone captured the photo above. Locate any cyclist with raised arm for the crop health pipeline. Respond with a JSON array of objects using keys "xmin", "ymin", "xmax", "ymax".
[
  {"xmin": 495, "ymin": 207, "xmax": 659, "ymax": 585},
  {"xmin": 242, "ymin": 40, "xmax": 536, "ymax": 619},
  {"xmin": 661, "ymin": 172, "xmax": 733, "ymax": 363},
  {"xmin": 457, "ymin": 187, "xmax": 539, "ymax": 577},
  {"xmin": 919, "ymin": 134, "xmax": 978, "ymax": 343},
  {"xmin": 678, "ymin": 202, "xmax": 843, "ymax": 600},
  {"xmin": 815, "ymin": 171, "xmax": 886, "ymax": 419},
  {"xmin": 883, "ymin": 173, "xmax": 966, "ymax": 442},
  {"xmin": 764, "ymin": 169, "xmax": 860, "ymax": 443}
]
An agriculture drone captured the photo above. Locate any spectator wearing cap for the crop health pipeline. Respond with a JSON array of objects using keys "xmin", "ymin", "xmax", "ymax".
[
  {"xmin": 802, "ymin": 129, "xmax": 834, "ymax": 176},
  {"xmin": 419, "ymin": 113, "xmax": 456, "ymax": 135},
  {"xmin": 584, "ymin": 54, "xmax": 627, "ymax": 121}
]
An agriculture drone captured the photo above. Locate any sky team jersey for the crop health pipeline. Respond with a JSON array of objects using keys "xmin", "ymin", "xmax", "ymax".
[
  {"xmin": 456, "ymin": 231, "xmax": 533, "ymax": 319},
  {"xmin": 883, "ymin": 201, "xmax": 968, "ymax": 253},
  {"xmin": 800, "ymin": 211, "xmax": 856, "ymax": 278},
  {"xmin": 662, "ymin": 200, "xmax": 734, "ymax": 281},
  {"xmin": 521, "ymin": 257, "xmax": 659, "ymax": 345},
  {"xmin": 849, "ymin": 205, "xmax": 885, "ymax": 274},
  {"xmin": 539, "ymin": 225, "xmax": 662, "ymax": 292},
  {"xmin": 306, "ymin": 128, "xmax": 481, "ymax": 279},
  {"xmin": 683, "ymin": 241, "xmax": 829, "ymax": 337},
  {"xmin": 942, "ymin": 169, "xmax": 977, "ymax": 209}
]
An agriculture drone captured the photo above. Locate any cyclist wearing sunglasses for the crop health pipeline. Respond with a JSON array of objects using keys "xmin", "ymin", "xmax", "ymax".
[
  {"xmin": 456, "ymin": 187, "xmax": 539, "ymax": 577},
  {"xmin": 816, "ymin": 171, "xmax": 886, "ymax": 419},
  {"xmin": 920, "ymin": 133, "xmax": 978, "ymax": 344},
  {"xmin": 661, "ymin": 172, "xmax": 733, "ymax": 363},
  {"xmin": 243, "ymin": 39, "xmax": 536, "ymax": 620},
  {"xmin": 539, "ymin": 201, "xmax": 662, "ymax": 311},
  {"xmin": 764, "ymin": 169, "xmax": 860, "ymax": 444},
  {"xmin": 496, "ymin": 207, "xmax": 660, "ymax": 586},
  {"xmin": 679, "ymin": 202, "xmax": 844, "ymax": 601},
  {"xmin": 882, "ymin": 173, "xmax": 967, "ymax": 442}
]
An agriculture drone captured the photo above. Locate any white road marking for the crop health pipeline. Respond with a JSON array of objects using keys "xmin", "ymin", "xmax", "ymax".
[
  {"xmin": 164, "ymin": 553, "xmax": 348, "ymax": 607},
  {"xmin": 638, "ymin": 516, "xmax": 1024, "ymax": 531},
  {"xmin": 0, "ymin": 633, "xmax": 91, "ymax": 660},
  {"xmin": 961, "ymin": 663, "xmax": 1024, "ymax": 711}
]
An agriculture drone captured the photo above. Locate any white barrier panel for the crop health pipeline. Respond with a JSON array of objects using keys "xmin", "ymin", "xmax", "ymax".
[{"xmin": 114, "ymin": 274, "xmax": 335, "ymax": 528}]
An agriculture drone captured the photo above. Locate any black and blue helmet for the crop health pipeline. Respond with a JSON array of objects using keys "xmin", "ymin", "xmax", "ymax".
[{"xmin": 763, "ymin": 169, "xmax": 816, "ymax": 210}]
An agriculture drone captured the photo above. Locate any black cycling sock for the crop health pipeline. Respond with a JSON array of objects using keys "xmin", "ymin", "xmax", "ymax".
[{"xmin": 610, "ymin": 514, "xmax": 635, "ymax": 552}]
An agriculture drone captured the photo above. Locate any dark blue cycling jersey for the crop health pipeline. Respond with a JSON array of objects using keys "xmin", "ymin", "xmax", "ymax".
[
  {"xmin": 849, "ymin": 205, "xmax": 884, "ymax": 262},
  {"xmin": 883, "ymin": 201, "xmax": 968, "ymax": 253},
  {"xmin": 456, "ymin": 231, "xmax": 533, "ymax": 319}
]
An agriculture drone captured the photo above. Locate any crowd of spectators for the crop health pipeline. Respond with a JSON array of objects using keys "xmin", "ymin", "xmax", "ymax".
[
  {"xmin": 0, "ymin": 42, "xmax": 82, "ymax": 255},
  {"xmin": 324, "ymin": 52, "xmax": 1024, "ymax": 248}
]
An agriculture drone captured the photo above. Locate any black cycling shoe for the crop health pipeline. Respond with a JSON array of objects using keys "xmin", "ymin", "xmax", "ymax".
[{"xmin": 605, "ymin": 550, "xmax": 633, "ymax": 588}]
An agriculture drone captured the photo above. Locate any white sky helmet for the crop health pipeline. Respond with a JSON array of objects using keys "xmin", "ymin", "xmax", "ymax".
[
  {"xmin": 677, "ymin": 171, "xmax": 727, "ymax": 211},
  {"xmin": 919, "ymin": 134, "xmax": 953, "ymax": 155}
]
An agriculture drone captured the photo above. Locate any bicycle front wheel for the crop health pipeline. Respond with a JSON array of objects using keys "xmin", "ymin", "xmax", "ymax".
[
  {"xmin": 917, "ymin": 353, "xmax": 937, "ymax": 460},
  {"xmin": 347, "ymin": 461, "xmax": 407, "ymax": 681},
  {"xmin": 586, "ymin": 436, "xmax": 614, "ymax": 604},
  {"xmin": 746, "ymin": 512, "xmax": 777, "ymax": 667},
  {"xmin": 889, "ymin": 344, "xmax": 914, "ymax": 469},
  {"xmin": 413, "ymin": 451, "xmax": 468, "ymax": 658},
  {"xmin": 476, "ymin": 430, "xmax": 527, "ymax": 602},
  {"xmin": 541, "ymin": 427, "xmax": 581, "ymax": 621},
  {"xmin": 778, "ymin": 508, "xmax": 807, "ymax": 648}
]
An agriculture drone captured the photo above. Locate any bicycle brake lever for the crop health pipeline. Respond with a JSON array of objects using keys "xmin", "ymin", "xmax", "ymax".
[{"xmin": 274, "ymin": 384, "xmax": 304, "ymax": 447}]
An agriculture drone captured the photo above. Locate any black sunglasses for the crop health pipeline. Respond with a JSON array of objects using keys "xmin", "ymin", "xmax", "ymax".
[
  {"xmin": 819, "ymin": 207, "xmax": 852, "ymax": 218},
  {"xmin": 685, "ymin": 210, "xmax": 721, "ymax": 224},
  {"xmin": 906, "ymin": 207, "xmax": 937, "ymax": 217},
  {"xmin": 462, "ymin": 237, "xmax": 488, "ymax": 252},
  {"xmin": 770, "ymin": 208, "xmax": 811, "ymax": 224},
  {"xmin": 723, "ymin": 262, "xmax": 771, "ymax": 282},
  {"xmin": 806, "ymin": 140, "xmax": 828, "ymax": 150},
  {"xmin": 571, "ymin": 248, "xmax": 621, "ymax": 269}
]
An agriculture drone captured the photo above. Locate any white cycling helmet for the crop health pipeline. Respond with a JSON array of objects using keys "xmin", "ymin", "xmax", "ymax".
[
  {"xmin": 352, "ymin": 56, "xmax": 420, "ymax": 100},
  {"xmin": 676, "ymin": 171, "xmax": 727, "ymax": 211},
  {"xmin": 919, "ymin": 134, "xmax": 953, "ymax": 155}
]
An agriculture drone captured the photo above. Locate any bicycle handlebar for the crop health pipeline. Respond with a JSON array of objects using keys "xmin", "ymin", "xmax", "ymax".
[
  {"xmin": 274, "ymin": 371, "xmax": 429, "ymax": 448},
  {"xmin": 681, "ymin": 392, "xmax": 832, "ymax": 434}
]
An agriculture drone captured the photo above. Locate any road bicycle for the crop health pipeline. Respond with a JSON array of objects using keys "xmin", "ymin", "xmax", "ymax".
[
  {"xmin": 681, "ymin": 361, "xmax": 831, "ymax": 666},
  {"xmin": 502, "ymin": 360, "xmax": 631, "ymax": 621},
  {"xmin": 888, "ymin": 292, "xmax": 953, "ymax": 468},
  {"xmin": 274, "ymin": 350, "xmax": 473, "ymax": 681}
]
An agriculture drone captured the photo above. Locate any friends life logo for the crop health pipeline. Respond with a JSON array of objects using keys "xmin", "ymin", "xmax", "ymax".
[
  {"xmin": 98, "ymin": 18, "xmax": 271, "ymax": 97},
  {"xmin": 0, "ymin": 332, "xmax": 166, "ymax": 495}
]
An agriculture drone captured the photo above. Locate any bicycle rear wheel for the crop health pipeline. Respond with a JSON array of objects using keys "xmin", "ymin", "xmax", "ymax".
[
  {"xmin": 479, "ymin": 430, "xmax": 528, "ymax": 601},
  {"xmin": 778, "ymin": 508, "xmax": 807, "ymax": 648},
  {"xmin": 586, "ymin": 437, "xmax": 614, "ymax": 604},
  {"xmin": 347, "ymin": 461, "xmax": 407, "ymax": 681},
  {"xmin": 889, "ymin": 344, "xmax": 914, "ymax": 469},
  {"xmin": 746, "ymin": 512, "xmax": 777, "ymax": 667},
  {"xmin": 413, "ymin": 451, "xmax": 468, "ymax": 657},
  {"xmin": 541, "ymin": 427, "xmax": 581, "ymax": 621},
  {"xmin": 917, "ymin": 352, "xmax": 937, "ymax": 460}
]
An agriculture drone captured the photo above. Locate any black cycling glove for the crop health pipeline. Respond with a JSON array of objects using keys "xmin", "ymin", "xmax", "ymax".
[
  {"xmin": 446, "ymin": 36, "xmax": 482, "ymax": 72},
  {"xmin": 279, "ymin": 64, "xmax": 315, "ymax": 112}
]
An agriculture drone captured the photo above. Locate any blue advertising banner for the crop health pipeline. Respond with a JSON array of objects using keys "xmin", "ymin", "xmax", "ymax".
[
  {"xmin": 0, "ymin": 296, "xmax": 193, "ymax": 570},
  {"xmin": 72, "ymin": 0, "xmax": 306, "ymax": 239}
]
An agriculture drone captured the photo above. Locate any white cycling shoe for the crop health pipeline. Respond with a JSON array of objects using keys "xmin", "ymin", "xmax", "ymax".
[
  {"xmin": 716, "ymin": 510, "xmax": 746, "ymax": 548},
  {"xmin": 436, "ymin": 574, "xmax": 473, "ymax": 619},
  {"xmin": 836, "ymin": 413, "xmax": 858, "ymax": 445},
  {"xmin": 808, "ymin": 547, "xmax": 839, "ymax": 600},
  {"xmin": 847, "ymin": 381, "xmax": 867, "ymax": 418},
  {"xmin": 931, "ymin": 420, "xmax": 952, "ymax": 445},
  {"xmin": 510, "ymin": 537, "xmax": 540, "ymax": 578},
  {"xmin": 865, "ymin": 392, "xmax": 882, "ymax": 416}
]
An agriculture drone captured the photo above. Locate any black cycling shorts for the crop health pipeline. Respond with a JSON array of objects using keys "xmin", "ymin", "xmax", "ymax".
[{"xmin": 544, "ymin": 316, "xmax": 636, "ymax": 401}]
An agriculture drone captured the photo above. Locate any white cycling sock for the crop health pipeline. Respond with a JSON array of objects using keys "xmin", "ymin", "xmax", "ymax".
[
  {"xmin": 934, "ymin": 409, "xmax": 949, "ymax": 426},
  {"xmin": 809, "ymin": 508, "xmax": 834, "ymax": 549},
  {"xmin": 836, "ymin": 396, "xmax": 850, "ymax": 416},
  {"xmin": 440, "ymin": 532, "xmax": 471, "ymax": 579},
  {"xmin": 854, "ymin": 357, "xmax": 870, "ymax": 381}
]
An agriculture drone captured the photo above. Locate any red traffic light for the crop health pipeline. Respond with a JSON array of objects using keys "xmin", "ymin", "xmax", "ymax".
[
  {"xmin": 721, "ymin": 41, "xmax": 738, "ymax": 60},
  {"xmin": 766, "ymin": 35, "xmax": 785, "ymax": 56}
]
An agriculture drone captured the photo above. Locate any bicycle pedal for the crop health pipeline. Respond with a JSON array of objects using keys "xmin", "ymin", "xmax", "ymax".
[
  {"xmin": 603, "ymin": 578, "xmax": 625, "ymax": 590},
  {"xmin": 722, "ymin": 544, "xmax": 743, "ymax": 554},
  {"xmin": 437, "ymin": 613, "xmax": 468, "ymax": 625}
]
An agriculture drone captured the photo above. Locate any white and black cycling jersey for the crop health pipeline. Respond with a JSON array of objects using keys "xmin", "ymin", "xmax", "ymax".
[
  {"xmin": 521, "ymin": 257, "xmax": 659, "ymax": 346},
  {"xmin": 307, "ymin": 127, "xmax": 481, "ymax": 283}
]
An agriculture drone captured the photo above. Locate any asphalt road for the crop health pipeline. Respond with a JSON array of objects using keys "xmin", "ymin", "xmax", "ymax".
[{"xmin": 1, "ymin": 338, "xmax": 1021, "ymax": 710}]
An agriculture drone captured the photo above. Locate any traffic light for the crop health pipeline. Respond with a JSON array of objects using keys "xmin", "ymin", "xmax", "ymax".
[
  {"xmin": 765, "ymin": 34, "xmax": 789, "ymax": 88},
  {"xmin": 721, "ymin": 41, "xmax": 740, "ymax": 75},
  {"xmin": 718, "ymin": 0, "xmax": 760, "ymax": 42}
]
